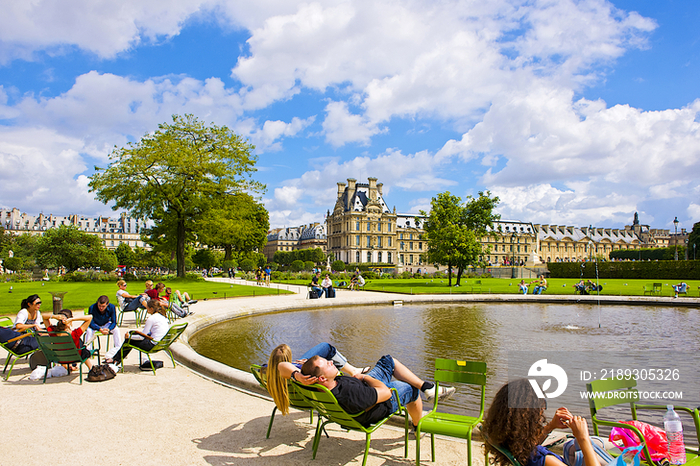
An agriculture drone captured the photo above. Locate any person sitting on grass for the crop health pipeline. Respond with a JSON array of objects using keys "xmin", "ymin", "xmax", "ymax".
[
  {"xmin": 531, "ymin": 275, "xmax": 548, "ymax": 295},
  {"xmin": 483, "ymin": 378, "xmax": 599, "ymax": 466},
  {"xmin": 85, "ymin": 295, "xmax": 122, "ymax": 359},
  {"xmin": 106, "ymin": 299, "xmax": 170, "ymax": 367},
  {"xmin": 300, "ymin": 354, "xmax": 455, "ymax": 432},
  {"xmin": 43, "ymin": 310, "xmax": 94, "ymax": 371},
  {"xmin": 672, "ymin": 282, "xmax": 687, "ymax": 298},
  {"xmin": 519, "ymin": 280, "xmax": 529, "ymax": 295},
  {"xmin": 265, "ymin": 343, "xmax": 369, "ymax": 415}
]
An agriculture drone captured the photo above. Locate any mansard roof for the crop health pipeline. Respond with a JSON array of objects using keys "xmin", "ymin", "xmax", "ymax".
[{"xmin": 340, "ymin": 183, "xmax": 390, "ymax": 213}]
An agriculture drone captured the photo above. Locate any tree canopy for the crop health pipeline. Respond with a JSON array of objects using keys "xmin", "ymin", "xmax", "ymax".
[
  {"xmin": 196, "ymin": 193, "xmax": 269, "ymax": 261},
  {"xmin": 688, "ymin": 222, "xmax": 700, "ymax": 260},
  {"xmin": 420, "ymin": 191, "xmax": 499, "ymax": 286},
  {"xmin": 89, "ymin": 114, "xmax": 264, "ymax": 277},
  {"xmin": 35, "ymin": 225, "xmax": 106, "ymax": 272}
]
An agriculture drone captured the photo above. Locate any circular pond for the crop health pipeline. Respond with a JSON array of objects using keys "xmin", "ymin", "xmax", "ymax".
[{"xmin": 191, "ymin": 302, "xmax": 700, "ymax": 424}]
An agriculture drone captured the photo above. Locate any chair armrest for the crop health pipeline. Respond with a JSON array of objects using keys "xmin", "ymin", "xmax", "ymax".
[{"xmin": 128, "ymin": 330, "xmax": 153, "ymax": 340}]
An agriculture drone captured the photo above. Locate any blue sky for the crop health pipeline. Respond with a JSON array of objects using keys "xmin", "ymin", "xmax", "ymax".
[{"xmin": 0, "ymin": 0, "xmax": 698, "ymax": 233}]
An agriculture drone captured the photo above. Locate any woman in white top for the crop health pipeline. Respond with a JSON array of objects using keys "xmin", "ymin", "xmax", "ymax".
[
  {"xmin": 106, "ymin": 299, "xmax": 170, "ymax": 366},
  {"xmin": 13, "ymin": 294, "xmax": 44, "ymax": 332}
]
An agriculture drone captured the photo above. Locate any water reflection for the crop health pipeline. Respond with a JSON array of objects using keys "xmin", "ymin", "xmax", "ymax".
[{"xmin": 191, "ymin": 303, "xmax": 700, "ymax": 427}]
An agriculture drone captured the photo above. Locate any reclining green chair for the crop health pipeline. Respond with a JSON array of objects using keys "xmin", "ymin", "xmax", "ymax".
[
  {"xmin": 415, "ymin": 358, "xmax": 487, "ymax": 466},
  {"xmin": 587, "ymin": 377, "xmax": 700, "ymax": 464},
  {"xmin": 481, "ymin": 426, "xmax": 522, "ymax": 466},
  {"xmin": 34, "ymin": 332, "xmax": 98, "ymax": 384},
  {"xmin": 293, "ymin": 380, "xmax": 410, "ymax": 466},
  {"xmin": 119, "ymin": 322, "xmax": 188, "ymax": 375},
  {"xmin": 1, "ymin": 316, "xmax": 41, "ymax": 380},
  {"xmin": 250, "ymin": 363, "xmax": 317, "ymax": 439}
]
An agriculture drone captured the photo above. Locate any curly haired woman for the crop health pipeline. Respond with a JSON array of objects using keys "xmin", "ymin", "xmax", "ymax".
[{"xmin": 483, "ymin": 379, "xmax": 598, "ymax": 466}]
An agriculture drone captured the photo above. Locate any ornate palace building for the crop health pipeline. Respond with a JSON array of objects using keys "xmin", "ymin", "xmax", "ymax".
[
  {"xmin": 325, "ymin": 178, "xmax": 426, "ymax": 266},
  {"xmin": 0, "ymin": 208, "xmax": 148, "ymax": 250},
  {"xmin": 323, "ymin": 177, "xmax": 673, "ymax": 267}
]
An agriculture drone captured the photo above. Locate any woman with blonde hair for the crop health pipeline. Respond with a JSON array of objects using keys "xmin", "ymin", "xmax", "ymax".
[{"xmin": 266, "ymin": 343, "xmax": 368, "ymax": 415}]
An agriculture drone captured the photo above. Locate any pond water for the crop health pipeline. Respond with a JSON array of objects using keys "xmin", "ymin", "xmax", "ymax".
[{"xmin": 191, "ymin": 303, "xmax": 700, "ymax": 434}]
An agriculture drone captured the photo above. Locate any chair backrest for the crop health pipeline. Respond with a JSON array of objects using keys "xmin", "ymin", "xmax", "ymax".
[
  {"xmin": 35, "ymin": 332, "xmax": 83, "ymax": 364},
  {"xmin": 480, "ymin": 426, "xmax": 523, "ymax": 466},
  {"xmin": 434, "ymin": 358, "xmax": 487, "ymax": 414},
  {"xmin": 149, "ymin": 323, "xmax": 188, "ymax": 352},
  {"xmin": 251, "ymin": 364, "xmax": 315, "ymax": 410},
  {"xmin": 293, "ymin": 381, "xmax": 368, "ymax": 431},
  {"xmin": 586, "ymin": 376, "xmax": 639, "ymax": 423}
]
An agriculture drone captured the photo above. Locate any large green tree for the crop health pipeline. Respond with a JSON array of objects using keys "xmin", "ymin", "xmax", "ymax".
[
  {"xmin": 89, "ymin": 114, "xmax": 264, "ymax": 277},
  {"xmin": 420, "ymin": 191, "xmax": 499, "ymax": 286},
  {"xmin": 196, "ymin": 193, "xmax": 269, "ymax": 261},
  {"xmin": 688, "ymin": 222, "xmax": 700, "ymax": 260},
  {"xmin": 34, "ymin": 225, "xmax": 105, "ymax": 271}
]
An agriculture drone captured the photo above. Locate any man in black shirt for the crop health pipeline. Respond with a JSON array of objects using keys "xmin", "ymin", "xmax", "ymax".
[{"xmin": 301, "ymin": 354, "xmax": 455, "ymax": 429}]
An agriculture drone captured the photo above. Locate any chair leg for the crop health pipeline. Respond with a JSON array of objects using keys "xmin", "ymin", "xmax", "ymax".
[
  {"xmin": 467, "ymin": 431, "xmax": 472, "ymax": 466},
  {"xmin": 3, "ymin": 354, "xmax": 12, "ymax": 373},
  {"xmin": 404, "ymin": 409, "xmax": 410, "ymax": 458},
  {"xmin": 311, "ymin": 418, "xmax": 325, "ymax": 459},
  {"xmin": 166, "ymin": 349, "xmax": 176, "ymax": 368},
  {"xmin": 416, "ymin": 426, "xmax": 421, "ymax": 466},
  {"xmin": 362, "ymin": 433, "xmax": 371, "ymax": 466},
  {"xmin": 430, "ymin": 433, "xmax": 435, "ymax": 461},
  {"xmin": 4, "ymin": 356, "xmax": 17, "ymax": 380},
  {"xmin": 147, "ymin": 355, "xmax": 156, "ymax": 375},
  {"xmin": 266, "ymin": 406, "xmax": 277, "ymax": 439}
]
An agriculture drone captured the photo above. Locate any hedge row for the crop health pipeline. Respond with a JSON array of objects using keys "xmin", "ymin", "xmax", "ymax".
[
  {"xmin": 548, "ymin": 260, "xmax": 700, "ymax": 279},
  {"xmin": 609, "ymin": 246, "xmax": 686, "ymax": 261}
]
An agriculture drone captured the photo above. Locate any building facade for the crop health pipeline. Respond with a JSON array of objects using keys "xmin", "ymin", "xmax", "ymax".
[
  {"xmin": 0, "ymin": 208, "xmax": 148, "ymax": 250},
  {"xmin": 263, "ymin": 222, "xmax": 327, "ymax": 261},
  {"xmin": 325, "ymin": 177, "xmax": 426, "ymax": 266}
]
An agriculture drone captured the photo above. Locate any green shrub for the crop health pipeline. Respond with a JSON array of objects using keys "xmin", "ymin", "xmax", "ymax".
[
  {"xmin": 303, "ymin": 260, "xmax": 315, "ymax": 271},
  {"xmin": 548, "ymin": 260, "xmax": 700, "ymax": 279},
  {"xmin": 291, "ymin": 260, "xmax": 304, "ymax": 272},
  {"xmin": 332, "ymin": 260, "xmax": 346, "ymax": 272}
]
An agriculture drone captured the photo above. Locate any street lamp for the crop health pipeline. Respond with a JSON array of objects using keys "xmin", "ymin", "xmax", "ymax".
[{"xmin": 673, "ymin": 217, "xmax": 679, "ymax": 261}]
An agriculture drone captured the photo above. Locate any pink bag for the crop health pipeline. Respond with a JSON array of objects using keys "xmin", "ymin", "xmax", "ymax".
[{"xmin": 609, "ymin": 420, "xmax": 668, "ymax": 461}]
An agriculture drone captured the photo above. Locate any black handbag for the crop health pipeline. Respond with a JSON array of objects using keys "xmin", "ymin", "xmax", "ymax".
[{"xmin": 86, "ymin": 364, "xmax": 117, "ymax": 382}]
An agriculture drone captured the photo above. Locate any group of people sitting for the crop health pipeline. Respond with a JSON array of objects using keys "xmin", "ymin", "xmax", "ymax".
[
  {"xmin": 263, "ymin": 342, "xmax": 599, "ymax": 466},
  {"xmin": 309, "ymin": 272, "xmax": 336, "ymax": 299},
  {"xmin": 1, "ymin": 280, "xmax": 197, "ymax": 376},
  {"xmin": 572, "ymin": 280, "xmax": 603, "ymax": 295},
  {"xmin": 518, "ymin": 275, "xmax": 548, "ymax": 295}
]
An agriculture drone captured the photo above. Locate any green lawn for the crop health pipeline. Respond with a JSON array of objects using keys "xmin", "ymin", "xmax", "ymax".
[
  {"xmin": 275, "ymin": 277, "xmax": 699, "ymax": 297},
  {"xmin": 0, "ymin": 279, "xmax": 291, "ymax": 317}
]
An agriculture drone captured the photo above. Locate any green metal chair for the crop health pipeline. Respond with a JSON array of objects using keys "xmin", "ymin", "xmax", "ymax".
[
  {"xmin": 480, "ymin": 425, "xmax": 522, "ymax": 466},
  {"xmin": 250, "ymin": 364, "xmax": 317, "ymax": 439},
  {"xmin": 415, "ymin": 358, "xmax": 487, "ymax": 466},
  {"xmin": 117, "ymin": 300, "xmax": 146, "ymax": 327},
  {"xmin": 1, "ymin": 316, "xmax": 41, "ymax": 380},
  {"xmin": 293, "ymin": 380, "xmax": 410, "ymax": 466},
  {"xmin": 586, "ymin": 377, "xmax": 700, "ymax": 464},
  {"xmin": 34, "ymin": 332, "xmax": 98, "ymax": 384},
  {"xmin": 119, "ymin": 322, "xmax": 188, "ymax": 375}
]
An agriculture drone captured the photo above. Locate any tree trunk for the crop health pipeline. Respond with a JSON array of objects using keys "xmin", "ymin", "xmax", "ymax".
[
  {"xmin": 455, "ymin": 267, "xmax": 463, "ymax": 286},
  {"xmin": 224, "ymin": 244, "xmax": 232, "ymax": 261},
  {"xmin": 447, "ymin": 261, "xmax": 452, "ymax": 287},
  {"xmin": 177, "ymin": 217, "xmax": 186, "ymax": 278}
]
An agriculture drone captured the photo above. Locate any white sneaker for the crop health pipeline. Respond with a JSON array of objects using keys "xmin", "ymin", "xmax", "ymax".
[{"xmin": 423, "ymin": 384, "xmax": 456, "ymax": 402}]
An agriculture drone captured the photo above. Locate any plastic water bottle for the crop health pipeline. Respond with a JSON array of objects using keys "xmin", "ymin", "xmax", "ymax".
[{"xmin": 664, "ymin": 405, "xmax": 686, "ymax": 464}]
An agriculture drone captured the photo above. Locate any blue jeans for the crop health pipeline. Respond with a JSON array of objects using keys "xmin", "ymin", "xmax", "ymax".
[
  {"xmin": 300, "ymin": 343, "xmax": 348, "ymax": 370},
  {"xmin": 366, "ymin": 355, "xmax": 419, "ymax": 413}
]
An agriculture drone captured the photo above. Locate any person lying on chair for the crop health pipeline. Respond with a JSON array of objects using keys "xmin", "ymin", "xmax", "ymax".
[{"xmin": 301, "ymin": 354, "xmax": 455, "ymax": 431}]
